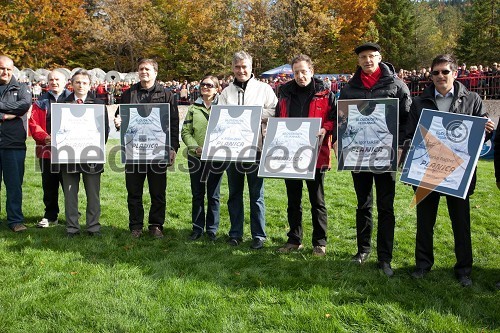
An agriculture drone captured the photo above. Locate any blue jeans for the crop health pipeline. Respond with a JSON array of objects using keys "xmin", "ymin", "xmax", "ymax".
[
  {"xmin": 226, "ymin": 162, "xmax": 266, "ymax": 240},
  {"xmin": 0, "ymin": 149, "xmax": 26, "ymax": 227},
  {"xmin": 188, "ymin": 155, "xmax": 225, "ymax": 234}
]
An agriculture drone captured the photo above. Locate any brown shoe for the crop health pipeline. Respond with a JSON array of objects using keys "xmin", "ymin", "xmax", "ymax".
[
  {"xmin": 149, "ymin": 227, "xmax": 164, "ymax": 239},
  {"xmin": 131, "ymin": 229, "xmax": 143, "ymax": 238},
  {"xmin": 11, "ymin": 224, "xmax": 27, "ymax": 232},
  {"xmin": 278, "ymin": 242, "xmax": 303, "ymax": 253},
  {"xmin": 312, "ymin": 245, "xmax": 326, "ymax": 257}
]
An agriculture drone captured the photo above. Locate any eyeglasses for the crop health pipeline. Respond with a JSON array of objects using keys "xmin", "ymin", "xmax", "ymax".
[
  {"xmin": 200, "ymin": 82, "xmax": 215, "ymax": 88},
  {"xmin": 358, "ymin": 54, "xmax": 380, "ymax": 60},
  {"xmin": 431, "ymin": 70, "xmax": 451, "ymax": 75}
]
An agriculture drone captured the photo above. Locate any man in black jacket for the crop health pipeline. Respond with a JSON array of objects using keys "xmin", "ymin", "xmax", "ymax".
[
  {"xmin": 0, "ymin": 55, "xmax": 32, "ymax": 232},
  {"xmin": 405, "ymin": 54, "xmax": 495, "ymax": 287},
  {"xmin": 114, "ymin": 59, "xmax": 180, "ymax": 239},
  {"xmin": 339, "ymin": 43, "xmax": 411, "ymax": 277}
]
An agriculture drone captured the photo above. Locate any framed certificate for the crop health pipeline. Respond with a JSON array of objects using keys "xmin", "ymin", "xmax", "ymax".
[
  {"xmin": 119, "ymin": 104, "xmax": 170, "ymax": 164},
  {"xmin": 51, "ymin": 103, "xmax": 106, "ymax": 164},
  {"xmin": 201, "ymin": 105, "xmax": 262, "ymax": 162},
  {"xmin": 337, "ymin": 98, "xmax": 399, "ymax": 172},
  {"xmin": 400, "ymin": 109, "xmax": 487, "ymax": 199},
  {"xmin": 258, "ymin": 118, "xmax": 321, "ymax": 180}
]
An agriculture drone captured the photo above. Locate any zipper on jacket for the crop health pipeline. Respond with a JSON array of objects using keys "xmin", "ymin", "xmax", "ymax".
[{"xmin": 237, "ymin": 88, "xmax": 244, "ymax": 105}]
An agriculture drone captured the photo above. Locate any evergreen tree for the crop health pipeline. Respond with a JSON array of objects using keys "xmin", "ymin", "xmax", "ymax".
[
  {"xmin": 455, "ymin": 0, "xmax": 499, "ymax": 65},
  {"xmin": 375, "ymin": 0, "xmax": 417, "ymax": 70}
]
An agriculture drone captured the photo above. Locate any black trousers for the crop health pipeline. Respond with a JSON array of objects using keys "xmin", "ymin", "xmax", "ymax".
[
  {"xmin": 39, "ymin": 158, "xmax": 63, "ymax": 221},
  {"xmin": 415, "ymin": 191, "xmax": 472, "ymax": 277},
  {"xmin": 285, "ymin": 170, "xmax": 327, "ymax": 246},
  {"xmin": 351, "ymin": 171, "xmax": 395, "ymax": 262},
  {"xmin": 125, "ymin": 164, "xmax": 167, "ymax": 231}
]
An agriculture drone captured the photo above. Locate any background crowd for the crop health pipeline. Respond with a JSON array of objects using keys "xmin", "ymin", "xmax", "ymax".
[{"xmin": 19, "ymin": 61, "xmax": 500, "ymax": 107}]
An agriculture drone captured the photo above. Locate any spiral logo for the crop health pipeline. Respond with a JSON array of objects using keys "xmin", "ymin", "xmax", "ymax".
[{"xmin": 445, "ymin": 120, "xmax": 468, "ymax": 143}]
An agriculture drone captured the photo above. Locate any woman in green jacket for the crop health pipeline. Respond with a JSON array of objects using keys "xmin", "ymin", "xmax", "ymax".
[{"xmin": 181, "ymin": 76, "xmax": 225, "ymax": 241}]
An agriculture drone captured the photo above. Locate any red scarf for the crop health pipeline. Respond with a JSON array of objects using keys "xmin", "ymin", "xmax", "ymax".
[{"xmin": 361, "ymin": 66, "xmax": 381, "ymax": 89}]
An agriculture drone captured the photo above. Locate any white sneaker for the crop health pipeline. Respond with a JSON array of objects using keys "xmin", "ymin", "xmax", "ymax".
[{"xmin": 36, "ymin": 218, "xmax": 58, "ymax": 228}]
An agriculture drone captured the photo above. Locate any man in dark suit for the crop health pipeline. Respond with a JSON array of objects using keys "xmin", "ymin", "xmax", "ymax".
[
  {"xmin": 60, "ymin": 69, "xmax": 109, "ymax": 237},
  {"xmin": 405, "ymin": 54, "xmax": 495, "ymax": 287}
]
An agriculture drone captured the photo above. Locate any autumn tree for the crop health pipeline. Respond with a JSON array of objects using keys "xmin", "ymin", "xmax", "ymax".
[
  {"xmin": 329, "ymin": 0, "xmax": 379, "ymax": 73},
  {"xmin": 269, "ymin": 0, "xmax": 341, "ymax": 73},
  {"xmin": 238, "ymin": 0, "xmax": 280, "ymax": 74},
  {"xmin": 72, "ymin": 0, "xmax": 164, "ymax": 72},
  {"xmin": 0, "ymin": 0, "xmax": 85, "ymax": 68},
  {"xmin": 155, "ymin": 0, "xmax": 241, "ymax": 79},
  {"xmin": 409, "ymin": 1, "xmax": 464, "ymax": 69}
]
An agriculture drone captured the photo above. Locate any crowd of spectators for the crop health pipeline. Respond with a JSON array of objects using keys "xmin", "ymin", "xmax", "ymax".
[
  {"xmin": 398, "ymin": 62, "xmax": 500, "ymax": 98},
  {"xmin": 20, "ymin": 61, "xmax": 500, "ymax": 105}
]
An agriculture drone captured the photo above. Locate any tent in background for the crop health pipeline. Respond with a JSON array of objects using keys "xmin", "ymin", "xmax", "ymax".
[{"xmin": 260, "ymin": 64, "xmax": 293, "ymax": 77}]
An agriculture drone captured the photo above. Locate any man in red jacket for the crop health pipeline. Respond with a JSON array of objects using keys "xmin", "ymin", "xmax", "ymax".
[
  {"xmin": 275, "ymin": 54, "xmax": 336, "ymax": 256},
  {"xmin": 29, "ymin": 69, "xmax": 71, "ymax": 228}
]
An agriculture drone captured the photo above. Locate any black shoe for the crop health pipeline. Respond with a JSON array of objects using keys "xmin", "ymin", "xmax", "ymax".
[
  {"xmin": 352, "ymin": 252, "xmax": 370, "ymax": 264},
  {"xmin": 378, "ymin": 261, "xmax": 394, "ymax": 277},
  {"xmin": 67, "ymin": 232, "xmax": 80, "ymax": 238},
  {"xmin": 87, "ymin": 231, "xmax": 102, "ymax": 237},
  {"xmin": 149, "ymin": 226, "xmax": 164, "ymax": 239},
  {"xmin": 411, "ymin": 268, "xmax": 429, "ymax": 279},
  {"xmin": 227, "ymin": 237, "xmax": 242, "ymax": 246},
  {"xmin": 206, "ymin": 232, "xmax": 217, "ymax": 241},
  {"xmin": 131, "ymin": 229, "xmax": 143, "ymax": 238},
  {"xmin": 250, "ymin": 238, "xmax": 264, "ymax": 250},
  {"xmin": 189, "ymin": 232, "xmax": 202, "ymax": 241},
  {"xmin": 457, "ymin": 275, "xmax": 472, "ymax": 287}
]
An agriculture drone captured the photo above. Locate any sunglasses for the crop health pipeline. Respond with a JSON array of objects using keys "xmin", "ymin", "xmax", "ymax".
[
  {"xmin": 431, "ymin": 70, "xmax": 451, "ymax": 75},
  {"xmin": 200, "ymin": 82, "xmax": 215, "ymax": 88}
]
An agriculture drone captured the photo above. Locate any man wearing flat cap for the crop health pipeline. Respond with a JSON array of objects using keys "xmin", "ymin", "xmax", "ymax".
[{"xmin": 339, "ymin": 42, "xmax": 411, "ymax": 276}]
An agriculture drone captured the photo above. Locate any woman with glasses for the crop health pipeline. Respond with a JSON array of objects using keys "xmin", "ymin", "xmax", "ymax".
[{"xmin": 181, "ymin": 76, "xmax": 225, "ymax": 241}]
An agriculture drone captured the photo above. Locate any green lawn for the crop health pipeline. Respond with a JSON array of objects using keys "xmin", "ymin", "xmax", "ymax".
[{"xmin": 0, "ymin": 139, "xmax": 498, "ymax": 332}]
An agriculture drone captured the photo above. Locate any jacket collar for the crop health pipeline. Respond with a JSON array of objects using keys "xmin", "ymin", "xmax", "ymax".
[
  {"xmin": 64, "ymin": 92, "xmax": 97, "ymax": 103},
  {"xmin": 193, "ymin": 94, "xmax": 219, "ymax": 107},
  {"xmin": 421, "ymin": 80, "xmax": 468, "ymax": 101},
  {"xmin": 2, "ymin": 76, "xmax": 21, "ymax": 90},
  {"xmin": 279, "ymin": 77, "xmax": 329, "ymax": 98},
  {"xmin": 349, "ymin": 62, "xmax": 396, "ymax": 89},
  {"xmin": 232, "ymin": 74, "xmax": 255, "ymax": 91}
]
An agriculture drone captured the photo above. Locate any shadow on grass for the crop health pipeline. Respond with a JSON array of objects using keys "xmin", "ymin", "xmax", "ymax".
[{"xmin": 1, "ymin": 221, "xmax": 498, "ymax": 330}]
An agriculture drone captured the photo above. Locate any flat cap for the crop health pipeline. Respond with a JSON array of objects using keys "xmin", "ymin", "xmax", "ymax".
[{"xmin": 354, "ymin": 42, "xmax": 381, "ymax": 54}]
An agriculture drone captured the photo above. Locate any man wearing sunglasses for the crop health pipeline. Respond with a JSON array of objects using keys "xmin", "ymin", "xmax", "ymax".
[
  {"xmin": 405, "ymin": 54, "xmax": 495, "ymax": 287},
  {"xmin": 339, "ymin": 43, "xmax": 411, "ymax": 277}
]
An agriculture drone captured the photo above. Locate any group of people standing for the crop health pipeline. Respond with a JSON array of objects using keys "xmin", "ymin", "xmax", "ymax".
[
  {"xmin": 178, "ymin": 45, "xmax": 496, "ymax": 287},
  {"xmin": 0, "ymin": 42, "xmax": 497, "ymax": 288}
]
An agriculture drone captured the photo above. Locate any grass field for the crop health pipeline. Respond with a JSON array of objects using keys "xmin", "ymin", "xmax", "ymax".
[{"xmin": 0, "ymin": 139, "xmax": 498, "ymax": 332}]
